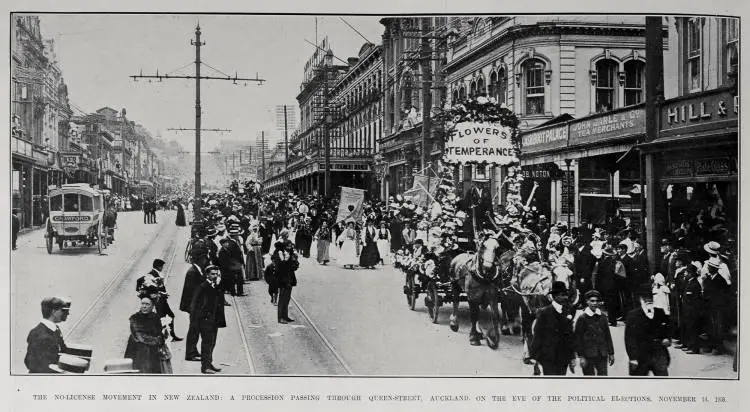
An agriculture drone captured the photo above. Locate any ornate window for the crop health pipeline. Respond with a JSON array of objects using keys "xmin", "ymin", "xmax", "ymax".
[
  {"xmin": 723, "ymin": 18, "xmax": 739, "ymax": 85},
  {"xmin": 522, "ymin": 59, "xmax": 545, "ymax": 115},
  {"xmin": 595, "ymin": 59, "xmax": 618, "ymax": 112},
  {"xmin": 687, "ymin": 18, "xmax": 702, "ymax": 92},
  {"xmin": 476, "ymin": 76, "xmax": 485, "ymax": 97},
  {"xmin": 452, "ymin": 87, "xmax": 459, "ymax": 103},
  {"xmin": 401, "ymin": 71, "xmax": 413, "ymax": 110},
  {"xmin": 458, "ymin": 85, "xmax": 466, "ymax": 101},
  {"xmin": 489, "ymin": 68, "xmax": 507, "ymax": 104},
  {"xmin": 624, "ymin": 60, "xmax": 645, "ymax": 106},
  {"xmin": 469, "ymin": 80, "xmax": 477, "ymax": 98}
]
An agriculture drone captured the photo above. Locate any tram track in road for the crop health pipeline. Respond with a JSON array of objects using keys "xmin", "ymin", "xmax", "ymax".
[
  {"xmin": 66, "ymin": 219, "xmax": 176, "ymax": 343},
  {"xmin": 289, "ymin": 295, "xmax": 354, "ymax": 375},
  {"xmin": 230, "ymin": 295, "xmax": 258, "ymax": 374}
]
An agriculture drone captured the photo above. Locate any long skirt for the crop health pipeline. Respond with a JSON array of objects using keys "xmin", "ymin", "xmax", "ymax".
[
  {"xmin": 317, "ymin": 240, "xmax": 331, "ymax": 264},
  {"xmin": 359, "ymin": 240, "xmax": 381, "ymax": 268},
  {"xmin": 376, "ymin": 239, "xmax": 390, "ymax": 264},
  {"xmin": 246, "ymin": 246, "xmax": 263, "ymax": 280},
  {"xmin": 339, "ymin": 239, "xmax": 359, "ymax": 267}
]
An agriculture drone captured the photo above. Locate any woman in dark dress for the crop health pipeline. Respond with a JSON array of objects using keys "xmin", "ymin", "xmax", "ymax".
[
  {"xmin": 175, "ymin": 201, "xmax": 186, "ymax": 227},
  {"xmin": 359, "ymin": 220, "xmax": 381, "ymax": 269},
  {"xmin": 124, "ymin": 297, "xmax": 166, "ymax": 374}
]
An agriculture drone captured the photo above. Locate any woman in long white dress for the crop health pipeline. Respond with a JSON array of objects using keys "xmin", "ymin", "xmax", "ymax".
[
  {"xmin": 336, "ymin": 220, "xmax": 359, "ymax": 269},
  {"xmin": 375, "ymin": 221, "xmax": 391, "ymax": 265}
]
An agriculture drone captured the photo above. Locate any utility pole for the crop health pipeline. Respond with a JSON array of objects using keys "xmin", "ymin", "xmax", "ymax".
[
  {"xmin": 323, "ymin": 50, "xmax": 332, "ymax": 198},
  {"xmin": 420, "ymin": 17, "xmax": 432, "ymax": 173},
  {"xmin": 284, "ymin": 105, "xmax": 289, "ymax": 190},
  {"xmin": 130, "ymin": 24, "xmax": 264, "ymax": 221},
  {"xmin": 643, "ymin": 16, "xmax": 665, "ymax": 272},
  {"xmin": 263, "ymin": 131, "xmax": 268, "ymax": 182}
]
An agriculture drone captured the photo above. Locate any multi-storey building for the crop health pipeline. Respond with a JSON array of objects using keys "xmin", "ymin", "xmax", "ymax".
[
  {"xmin": 283, "ymin": 37, "xmax": 381, "ymax": 197},
  {"xmin": 327, "ymin": 42, "xmax": 384, "ymax": 198},
  {"xmin": 380, "ymin": 17, "xmax": 448, "ymax": 198},
  {"xmin": 641, "ymin": 16, "xmax": 738, "ymax": 261},
  {"xmin": 11, "ymin": 15, "xmax": 58, "ymax": 227},
  {"xmin": 444, "ymin": 16, "xmax": 669, "ymax": 227}
]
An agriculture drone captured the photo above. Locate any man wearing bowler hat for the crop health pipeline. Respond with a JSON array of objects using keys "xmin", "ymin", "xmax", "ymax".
[
  {"xmin": 574, "ymin": 290, "xmax": 615, "ymax": 375},
  {"xmin": 528, "ymin": 281, "xmax": 577, "ymax": 375},
  {"xmin": 25, "ymin": 297, "xmax": 71, "ymax": 373},
  {"xmin": 625, "ymin": 290, "xmax": 671, "ymax": 376}
]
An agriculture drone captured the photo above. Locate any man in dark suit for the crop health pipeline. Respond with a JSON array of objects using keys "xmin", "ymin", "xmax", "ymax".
[
  {"xmin": 136, "ymin": 259, "xmax": 182, "ymax": 342},
  {"xmin": 625, "ymin": 291, "xmax": 672, "ymax": 376},
  {"xmin": 573, "ymin": 237, "xmax": 596, "ymax": 297},
  {"xmin": 12, "ymin": 209, "xmax": 20, "ymax": 250},
  {"xmin": 181, "ymin": 252, "xmax": 208, "ymax": 361},
  {"xmin": 218, "ymin": 226, "xmax": 245, "ymax": 297},
  {"xmin": 190, "ymin": 265, "xmax": 226, "ymax": 374},
  {"xmin": 25, "ymin": 297, "xmax": 70, "ymax": 373},
  {"xmin": 529, "ymin": 281, "xmax": 577, "ymax": 376}
]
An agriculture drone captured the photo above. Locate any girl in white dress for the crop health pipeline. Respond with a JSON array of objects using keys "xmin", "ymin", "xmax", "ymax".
[
  {"xmin": 375, "ymin": 221, "xmax": 391, "ymax": 265},
  {"xmin": 336, "ymin": 220, "xmax": 359, "ymax": 269}
]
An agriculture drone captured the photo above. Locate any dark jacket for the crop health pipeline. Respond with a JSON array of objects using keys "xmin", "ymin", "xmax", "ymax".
[
  {"xmin": 25, "ymin": 323, "xmax": 67, "ymax": 373},
  {"xmin": 573, "ymin": 245, "xmax": 596, "ymax": 286},
  {"xmin": 629, "ymin": 250, "xmax": 650, "ymax": 289},
  {"xmin": 218, "ymin": 240, "xmax": 244, "ymax": 273},
  {"xmin": 124, "ymin": 311, "xmax": 164, "ymax": 374},
  {"xmin": 529, "ymin": 304, "xmax": 576, "ymax": 364},
  {"xmin": 574, "ymin": 310, "xmax": 614, "ymax": 358},
  {"xmin": 594, "ymin": 255, "xmax": 618, "ymax": 292},
  {"xmin": 190, "ymin": 281, "xmax": 227, "ymax": 328},
  {"xmin": 271, "ymin": 248, "xmax": 298, "ymax": 289},
  {"xmin": 12, "ymin": 214, "xmax": 20, "ymax": 234},
  {"xmin": 624, "ymin": 307, "xmax": 670, "ymax": 363},
  {"xmin": 179, "ymin": 265, "xmax": 204, "ymax": 313}
]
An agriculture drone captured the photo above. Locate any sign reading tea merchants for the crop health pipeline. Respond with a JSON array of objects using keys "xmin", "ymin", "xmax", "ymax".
[
  {"xmin": 444, "ymin": 122, "xmax": 517, "ymax": 165},
  {"xmin": 568, "ymin": 107, "xmax": 645, "ymax": 146}
]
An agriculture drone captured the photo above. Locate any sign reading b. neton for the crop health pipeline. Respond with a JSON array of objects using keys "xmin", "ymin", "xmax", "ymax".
[{"xmin": 444, "ymin": 122, "xmax": 517, "ymax": 165}]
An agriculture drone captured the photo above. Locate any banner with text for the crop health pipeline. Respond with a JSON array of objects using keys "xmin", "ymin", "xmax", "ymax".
[
  {"xmin": 444, "ymin": 122, "xmax": 517, "ymax": 165},
  {"xmin": 335, "ymin": 187, "xmax": 366, "ymax": 224}
]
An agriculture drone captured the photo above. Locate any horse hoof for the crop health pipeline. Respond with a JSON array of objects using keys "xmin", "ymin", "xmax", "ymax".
[
  {"xmin": 487, "ymin": 340, "xmax": 499, "ymax": 350},
  {"xmin": 501, "ymin": 328, "xmax": 511, "ymax": 336},
  {"xmin": 470, "ymin": 339, "xmax": 481, "ymax": 346},
  {"xmin": 450, "ymin": 323, "xmax": 459, "ymax": 332}
]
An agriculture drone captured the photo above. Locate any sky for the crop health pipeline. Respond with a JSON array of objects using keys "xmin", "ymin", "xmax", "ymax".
[{"xmin": 38, "ymin": 14, "xmax": 385, "ymax": 151}]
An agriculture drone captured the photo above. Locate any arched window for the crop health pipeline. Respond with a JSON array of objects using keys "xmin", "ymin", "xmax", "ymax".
[
  {"xmin": 469, "ymin": 80, "xmax": 477, "ymax": 98},
  {"xmin": 522, "ymin": 59, "xmax": 545, "ymax": 115},
  {"xmin": 624, "ymin": 60, "xmax": 645, "ymax": 106},
  {"xmin": 401, "ymin": 72, "xmax": 413, "ymax": 111},
  {"xmin": 488, "ymin": 71, "xmax": 497, "ymax": 100},
  {"xmin": 452, "ymin": 88, "xmax": 459, "ymax": 103},
  {"xmin": 458, "ymin": 85, "xmax": 466, "ymax": 101},
  {"xmin": 476, "ymin": 77, "xmax": 485, "ymax": 97},
  {"xmin": 595, "ymin": 59, "xmax": 618, "ymax": 112}
]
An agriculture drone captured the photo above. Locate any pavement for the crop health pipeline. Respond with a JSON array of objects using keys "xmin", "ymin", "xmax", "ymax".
[{"xmin": 10, "ymin": 217, "xmax": 738, "ymax": 377}]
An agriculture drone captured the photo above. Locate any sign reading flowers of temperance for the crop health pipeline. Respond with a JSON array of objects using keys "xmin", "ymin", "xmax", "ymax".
[
  {"xmin": 444, "ymin": 122, "xmax": 517, "ymax": 165},
  {"xmin": 437, "ymin": 96, "xmax": 521, "ymax": 166}
]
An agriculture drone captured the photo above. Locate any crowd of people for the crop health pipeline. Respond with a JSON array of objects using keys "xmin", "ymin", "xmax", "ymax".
[{"xmin": 23, "ymin": 172, "xmax": 737, "ymax": 375}]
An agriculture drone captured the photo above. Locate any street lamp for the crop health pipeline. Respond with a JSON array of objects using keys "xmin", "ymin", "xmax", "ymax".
[{"xmin": 564, "ymin": 158, "xmax": 572, "ymax": 229}]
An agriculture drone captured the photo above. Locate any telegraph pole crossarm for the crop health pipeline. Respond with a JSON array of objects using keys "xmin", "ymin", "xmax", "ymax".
[{"xmin": 129, "ymin": 24, "xmax": 265, "ymax": 221}]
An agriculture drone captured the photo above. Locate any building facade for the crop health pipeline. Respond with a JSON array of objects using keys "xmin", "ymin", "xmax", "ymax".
[
  {"xmin": 641, "ymin": 16, "xmax": 738, "ymax": 260},
  {"xmin": 380, "ymin": 17, "xmax": 448, "ymax": 199},
  {"xmin": 444, "ymin": 16, "xmax": 668, "ymax": 227}
]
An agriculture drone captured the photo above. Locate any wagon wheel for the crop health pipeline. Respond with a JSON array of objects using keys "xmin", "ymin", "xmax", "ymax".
[
  {"xmin": 97, "ymin": 221, "xmax": 104, "ymax": 255},
  {"xmin": 44, "ymin": 219, "xmax": 53, "ymax": 254}
]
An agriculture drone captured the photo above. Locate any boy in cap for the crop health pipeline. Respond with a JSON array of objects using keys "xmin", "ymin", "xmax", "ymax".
[
  {"xmin": 624, "ymin": 290, "xmax": 671, "ymax": 376},
  {"xmin": 25, "ymin": 297, "xmax": 71, "ymax": 373},
  {"xmin": 528, "ymin": 281, "xmax": 577, "ymax": 375},
  {"xmin": 574, "ymin": 289, "xmax": 614, "ymax": 375}
]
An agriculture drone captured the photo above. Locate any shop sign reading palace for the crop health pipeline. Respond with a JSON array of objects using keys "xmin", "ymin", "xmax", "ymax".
[{"xmin": 444, "ymin": 122, "xmax": 517, "ymax": 165}]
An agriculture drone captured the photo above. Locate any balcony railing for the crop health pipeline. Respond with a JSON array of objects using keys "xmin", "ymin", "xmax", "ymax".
[{"xmin": 329, "ymin": 147, "xmax": 373, "ymax": 158}]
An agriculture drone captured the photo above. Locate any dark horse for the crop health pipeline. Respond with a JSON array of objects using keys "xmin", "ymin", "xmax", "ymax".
[{"xmin": 448, "ymin": 237, "xmax": 506, "ymax": 348}]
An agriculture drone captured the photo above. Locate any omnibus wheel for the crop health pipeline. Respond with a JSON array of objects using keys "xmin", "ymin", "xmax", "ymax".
[{"xmin": 46, "ymin": 234, "xmax": 53, "ymax": 254}]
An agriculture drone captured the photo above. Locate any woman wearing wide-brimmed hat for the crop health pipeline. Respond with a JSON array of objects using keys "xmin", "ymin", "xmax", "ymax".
[
  {"xmin": 244, "ymin": 222, "xmax": 264, "ymax": 281},
  {"xmin": 314, "ymin": 220, "xmax": 332, "ymax": 265},
  {"xmin": 336, "ymin": 220, "xmax": 359, "ymax": 269}
]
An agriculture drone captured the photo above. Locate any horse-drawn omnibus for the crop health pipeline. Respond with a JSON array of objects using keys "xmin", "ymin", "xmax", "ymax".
[{"xmin": 44, "ymin": 184, "xmax": 108, "ymax": 254}]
